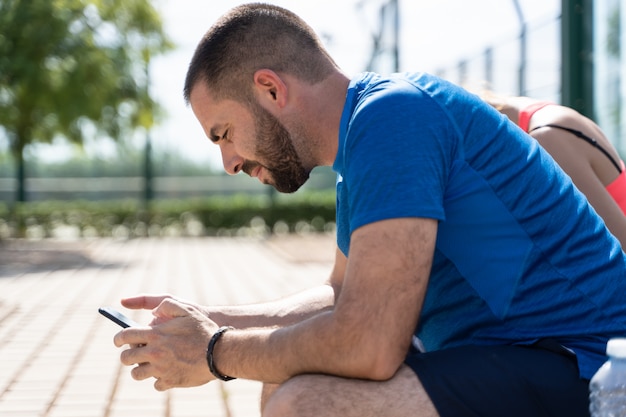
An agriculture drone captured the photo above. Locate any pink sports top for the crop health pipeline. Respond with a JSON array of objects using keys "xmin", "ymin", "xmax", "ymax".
[{"xmin": 519, "ymin": 102, "xmax": 626, "ymax": 215}]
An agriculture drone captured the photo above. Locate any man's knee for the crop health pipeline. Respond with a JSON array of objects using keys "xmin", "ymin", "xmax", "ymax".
[
  {"xmin": 260, "ymin": 382, "xmax": 279, "ymax": 413},
  {"xmin": 262, "ymin": 375, "xmax": 317, "ymax": 417}
]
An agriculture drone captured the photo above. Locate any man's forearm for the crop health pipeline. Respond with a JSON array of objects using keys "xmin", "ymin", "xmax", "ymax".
[{"xmin": 206, "ymin": 284, "xmax": 335, "ymax": 329}]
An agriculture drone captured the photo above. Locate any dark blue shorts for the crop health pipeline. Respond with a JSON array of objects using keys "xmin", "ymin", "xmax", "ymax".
[{"xmin": 404, "ymin": 341, "xmax": 590, "ymax": 417}]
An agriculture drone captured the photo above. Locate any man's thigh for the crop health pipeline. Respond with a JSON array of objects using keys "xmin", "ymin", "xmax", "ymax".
[
  {"xmin": 405, "ymin": 343, "xmax": 590, "ymax": 417},
  {"xmin": 262, "ymin": 365, "xmax": 438, "ymax": 417}
]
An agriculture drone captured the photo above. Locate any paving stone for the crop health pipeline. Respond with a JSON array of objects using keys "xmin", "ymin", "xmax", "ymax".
[{"xmin": 0, "ymin": 235, "xmax": 334, "ymax": 417}]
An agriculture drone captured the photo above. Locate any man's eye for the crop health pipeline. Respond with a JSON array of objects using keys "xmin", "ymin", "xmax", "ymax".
[
  {"xmin": 210, "ymin": 132, "xmax": 225, "ymax": 144},
  {"xmin": 210, "ymin": 129, "xmax": 230, "ymax": 144}
]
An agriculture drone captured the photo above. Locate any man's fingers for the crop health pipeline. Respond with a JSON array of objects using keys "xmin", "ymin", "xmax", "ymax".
[
  {"xmin": 119, "ymin": 344, "xmax": 143, "ymax": 366},
  {"xmin": 154, "ymin": 378, "xmax": 172, "ymax": 392},
  {"xmin": 130, "ymin": 362, "xmax": 156, "ymax": 381},
  {"xmin": 121, "ymin": 294, "xmax": 172, "ymax": 310},
  {"xmin": 127, "ymin": 357, "xmax": 177, "ymax": 391},
  {"xmin": 114, "ymin": 327, "xmax": 149, "ymax": 348}
]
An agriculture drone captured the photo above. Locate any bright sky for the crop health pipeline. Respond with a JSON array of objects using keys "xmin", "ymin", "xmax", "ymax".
[{"xmin": 25, "ymin": 0, "xmax": 561, "ymax": 168}]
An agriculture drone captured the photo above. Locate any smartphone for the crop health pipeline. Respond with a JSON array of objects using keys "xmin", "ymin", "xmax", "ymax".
[{"xmin": 98, "ymin": 307, "xmax": 140, "ymax": 328}]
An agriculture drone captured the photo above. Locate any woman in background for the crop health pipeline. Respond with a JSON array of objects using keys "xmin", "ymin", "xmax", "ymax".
[{"xmin": 485, "ymin": 94, "xmax": 626, "ymax": 249}]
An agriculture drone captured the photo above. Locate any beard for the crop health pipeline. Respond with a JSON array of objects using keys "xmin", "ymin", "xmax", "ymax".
[{"xmin": 243, "ymin": 101, "xmax": 310, "ymax": 193}]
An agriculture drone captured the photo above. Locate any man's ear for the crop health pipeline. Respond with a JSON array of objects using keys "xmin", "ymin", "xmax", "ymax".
[{"xmin": 253, "ymin": 69, "xmax": 287, "ymax": 108}]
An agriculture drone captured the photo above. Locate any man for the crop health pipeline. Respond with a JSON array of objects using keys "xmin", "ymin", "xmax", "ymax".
[{"xmin": 114, "ymin": 4, "xmax": 626, "ymax": 417}]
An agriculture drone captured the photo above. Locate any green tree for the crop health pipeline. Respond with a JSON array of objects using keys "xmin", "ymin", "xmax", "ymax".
[{"xmin": 0, "ymin": 0, "xmax": 173, "ymax": 202}]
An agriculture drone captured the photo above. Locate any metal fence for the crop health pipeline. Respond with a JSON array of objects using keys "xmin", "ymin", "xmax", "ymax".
[
  {"xmin": 0, "ymin": 168, "xmax": 337, "ymax": 202},
  {"xmin": 0, "ymin": 176, "xmax": 261, "ymax": 201},
  {"xmin": 433, "ymin": 13, "xmax": 562, "ymax": 102}
]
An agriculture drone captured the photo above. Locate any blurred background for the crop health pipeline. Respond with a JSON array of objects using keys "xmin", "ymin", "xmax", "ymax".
[{"xmin": 0, "ymin": 0, "xmax": 623, "ymax": 239}]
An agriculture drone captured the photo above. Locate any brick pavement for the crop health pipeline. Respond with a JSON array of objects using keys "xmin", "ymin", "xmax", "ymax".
[{"xmin": 0, "ymin": 235, "xmax": 334, "ymax": 417}]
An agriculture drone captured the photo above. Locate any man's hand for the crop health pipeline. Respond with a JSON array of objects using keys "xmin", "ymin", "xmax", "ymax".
[{"xmin": 113, "ymin": 297, "xmax": 219, "ymax": 391}]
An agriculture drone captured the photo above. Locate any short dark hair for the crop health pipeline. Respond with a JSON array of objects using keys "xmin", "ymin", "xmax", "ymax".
[{"xmin": 183, "ymin": 3, "xmax": 337, "ymax": 104}]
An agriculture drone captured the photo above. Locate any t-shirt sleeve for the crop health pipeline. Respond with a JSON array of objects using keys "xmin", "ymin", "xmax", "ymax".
[{"xmin": 342, "ymin": 81, "xmax": 458, "ymax": 234}]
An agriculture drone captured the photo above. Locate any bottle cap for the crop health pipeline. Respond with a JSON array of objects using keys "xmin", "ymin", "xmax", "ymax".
[{"xmin": 607, "ymin": 338, "xmax": 626, "ymax": 358}]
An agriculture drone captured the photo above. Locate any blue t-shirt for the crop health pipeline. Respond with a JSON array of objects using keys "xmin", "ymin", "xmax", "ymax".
[{"xmin": 333, "ymin": 72, "xmax": 626, "ymax": 379}]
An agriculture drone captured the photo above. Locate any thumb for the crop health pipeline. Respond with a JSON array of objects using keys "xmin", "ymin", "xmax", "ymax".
[{"xmin": 151, "ymin": 298, "xmax": 190, "ymax": 324}]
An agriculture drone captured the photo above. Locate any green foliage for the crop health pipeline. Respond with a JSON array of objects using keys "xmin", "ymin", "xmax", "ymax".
[
  {"xmin": 0, "ymin": 0, "xmax": 173, "ymax": 201},
  {"xmin": 0, "ymin": 0, "xmax": 172, "ymax": 145},
  {"xmin": 0, "ymin": 151, "xmax": 14, "ymax": 176},
  {"xmin": 0, "ymin": 192, "xmax": 337, "ymax": 239}
]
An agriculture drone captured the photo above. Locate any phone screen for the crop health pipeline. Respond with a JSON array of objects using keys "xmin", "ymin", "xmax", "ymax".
[{"xmin": 98, "ymin": 307, "xmax": 140, "ymax": 328}]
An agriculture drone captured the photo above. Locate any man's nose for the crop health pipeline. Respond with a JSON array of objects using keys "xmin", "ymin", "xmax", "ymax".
[{"xmin": 220, "ymin": 144, "xmax": 244, "ymax": 175}]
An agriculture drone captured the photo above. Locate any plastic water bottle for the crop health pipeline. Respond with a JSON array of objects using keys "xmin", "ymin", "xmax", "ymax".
[{"xmin": 590, "ymin": 338, "xmax": 626, "ymax": 417}]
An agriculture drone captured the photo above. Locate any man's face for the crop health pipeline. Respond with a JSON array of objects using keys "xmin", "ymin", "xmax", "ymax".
[{"xmin": 190, "ymin": 82, "xmax": 310, "ymax": 193}]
